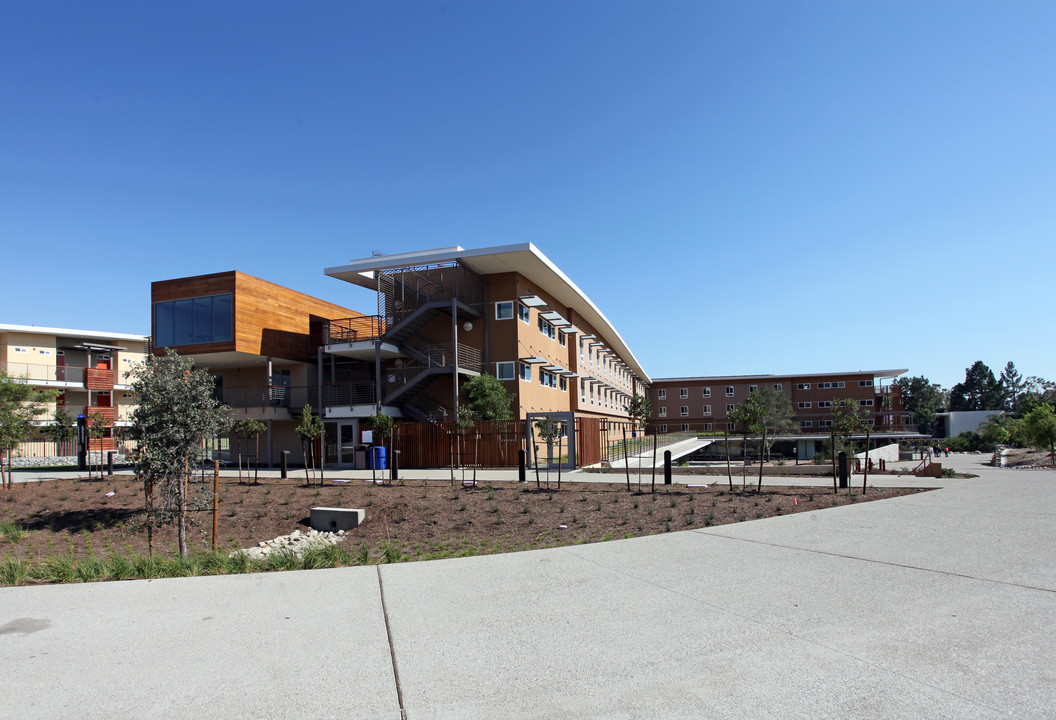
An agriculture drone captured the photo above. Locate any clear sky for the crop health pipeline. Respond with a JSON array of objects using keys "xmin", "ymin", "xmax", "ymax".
[{"xmin": 2, "ymin": 1, "xmax": 1053, "ymax": 390}]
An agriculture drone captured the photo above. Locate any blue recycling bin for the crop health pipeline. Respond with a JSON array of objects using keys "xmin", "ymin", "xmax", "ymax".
[{"xmin": 368, "ymin": 446, "xmax": 387, "ymax": 470}]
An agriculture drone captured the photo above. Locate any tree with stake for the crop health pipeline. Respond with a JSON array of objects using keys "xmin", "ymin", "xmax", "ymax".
[
  {"xmin": 627, "ymin": 393, "xmax": 651, "ymax": 487},
  {"xmin": 296, "ymin": 403, "xmax": 325, "ymax": 484},
  {"xmin": 534, "ymin": 414, "xmax": 561, "ymax": 490},
  {"xmin": 0, "ymin": 369, "xmax": 57, "ymax": 489},
  {"xmin": 232, "ymin": 418, "xmax": 266, "ymax": 484},
  {"xmin": 42, "ymin": 407, "xmax": 77, "ymax": 457},
  {"xmin": 129, "ymin": 350, "xmax": 230, "ymax": 556},
  {"xmin": 728, "ymin": 393, "xmax": 764, "ymax": 490},
  {"xmin": 86, "ymin": 410, "xmax": 109, "ymax": 480},
  {"xmin": 751, "ymin": 386, "xmax": 797, "ymax": 491},
  {"xmin": 454, "ymin": 406, "xmax": 475, "ymax": 486},
  {"xmin": 368, "ymin": 410, "xmax": 395, "ymax": 484},
  {"xmin": 830, "ymin": 398, "xmax": 867, "ymax": 492}
]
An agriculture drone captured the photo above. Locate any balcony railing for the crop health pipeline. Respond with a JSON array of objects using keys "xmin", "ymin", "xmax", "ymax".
[
  {"xmin": 85, "ymin": 368, "xmax": 115, "ymax": 389},
  {"xmin": 219, "ymin": 383, "xmax": 375, "ymax": 411},
  {"xmin": 1, "ymin": 362, "xmax": 87, "ymax": 384},
  {"xmin": 322, "ymin": 316, "xmax": 385, "ymax": 345}
]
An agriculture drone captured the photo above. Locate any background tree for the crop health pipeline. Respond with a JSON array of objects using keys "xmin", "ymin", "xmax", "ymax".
[
  {"xmin": 1022, "ymin": 404, "xmax": 1056, "ymax": 467},
  {"xmin": 949, "ymin": 361, "xmax": 1004, "ymax": 411},
  {"xmin": 296, "ymin": 403, "xmax": 325, "ymax": 483},
  {"xmin": 231, "ymin": 417, "xmax": 266, "ymax": 483},
  {"xmin": 894, "ymin": 375, "xmax": 946, "ymax": 434},
  {"xmin": 999, "ymin": 361, "xmax": 1025, "ymax": 413},
  {"xmin": 627, "ymin": 393, "xmax": 651, "ymax": 432},
  {"xmin": 461, "ymin": 374, "xmax": 513, "ymax": 420},
  {"xmin": 1018, "ymin": 376, "xmax": 1056, "ymax": 415},
  {"xmin": 0, "ymin": 369, "xmax": 57, "ymax": 489},
  {"xmin": 41, "ymin": 407, "xmax": 77, "ymax": 456},
  {"xmin": 129, "ymin": 350, "xmax": 231, "ymax": 556}
]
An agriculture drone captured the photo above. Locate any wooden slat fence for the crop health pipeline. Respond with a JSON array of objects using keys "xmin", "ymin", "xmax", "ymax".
[{"xmin": 394, "ymin": 420, "xmax": 527, "ymax": 469}]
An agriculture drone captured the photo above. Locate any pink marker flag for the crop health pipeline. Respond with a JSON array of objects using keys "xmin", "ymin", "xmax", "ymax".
[
  {"xmin": 105, "ymin": 491, "xmax": 115, "ymax": 497},
  {"xmin": 793, "ymin": 497, "xmax": 798, "ymax": 506}
]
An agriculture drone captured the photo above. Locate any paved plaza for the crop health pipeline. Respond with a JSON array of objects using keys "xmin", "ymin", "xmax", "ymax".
[{"xmin": 2, "ymin": 453, "xmax": 1054, "ymax": 718}]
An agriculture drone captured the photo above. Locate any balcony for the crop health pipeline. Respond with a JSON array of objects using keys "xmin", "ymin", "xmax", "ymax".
[
  {"xmin": 219, "ymin": 383, "xmax": 375, "ymax": 412},
  {"xmin": 85, "ymin": 368, "xmax": 115, "ymax": 390},
  {"xmin": 1, "ymin": 362, "xmax": 86, "ymax": 386}
]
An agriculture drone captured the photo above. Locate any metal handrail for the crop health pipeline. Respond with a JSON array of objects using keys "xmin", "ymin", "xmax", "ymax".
[{"xmin": 322, "ymin": 316, "xmax": 385, "ymax": 344}]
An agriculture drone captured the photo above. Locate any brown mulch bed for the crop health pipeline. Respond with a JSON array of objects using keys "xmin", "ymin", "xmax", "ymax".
[{"xmin": 0, "ymin": 472, "xmax": 931, "ymax": 564}]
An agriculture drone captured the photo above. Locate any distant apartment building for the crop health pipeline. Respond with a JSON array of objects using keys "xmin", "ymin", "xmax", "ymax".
[
  {"xmin": 647, "ymin": 370, "xmax": 909, "ymax": 436},
  {"xmin": 152, "ymin": 244, "xmax": 651, "ymax": 468},
  {"xmin": 0, "ymin": 324, "xmax": 149, "ymax": 453}
]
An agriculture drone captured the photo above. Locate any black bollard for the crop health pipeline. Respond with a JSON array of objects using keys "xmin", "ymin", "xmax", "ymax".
[
  {"xmin": 107, "ymin": 451, "xmax": 114, "ymax": 476},
  {"xmin": 518, "ymin": 449, "xmax": 527, "ymax": 482},
  {"xmin": 390, "ymin": 449, "xmax": 399, "ymax": 483},
  {"xmin": 77, "ymin": 415, "xmax": 87, "ymax": 472},
  {"xmin": 664, "ymin": 450, "xmax": 672, "ymax": 485},
  {"xmin": 838, "ymin": 451, "xmax": 849, "ymax": 489},
  {"xmin": 280, "ymin": 450, "xmax": 289, "ymax": 479}
]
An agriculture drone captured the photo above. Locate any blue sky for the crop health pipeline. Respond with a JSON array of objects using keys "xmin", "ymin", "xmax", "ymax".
[{"xmin": 2, "ymin": 1, "xmax": 1053, "ymax": 390}]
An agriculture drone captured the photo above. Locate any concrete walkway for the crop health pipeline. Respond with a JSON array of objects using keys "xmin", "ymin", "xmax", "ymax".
[{"xmin": 1, "ymin": 453, "xmax": 1054, "ymax": 718}]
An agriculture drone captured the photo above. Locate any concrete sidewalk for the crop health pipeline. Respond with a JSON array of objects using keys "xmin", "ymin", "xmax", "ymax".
[{"xmin": 2, "ymin": 454, "xmax": 1053, "ymax": 718}]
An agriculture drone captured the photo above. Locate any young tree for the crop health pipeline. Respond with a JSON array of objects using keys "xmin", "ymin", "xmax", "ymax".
[
  {"xmin": 129, "ymin": 350, "xmax": 231, "ymax": 556},
  {"xmin": 949, "ymin": 361, "xmax": 1004, "ymax": 411},
  {"xmin": 296, "ymin": 403, "xmax": 325, "ymax": 484},
  {"xmin": 232, "ymin": 417, "xmax": 266, "ymax": 483},
  {"xmin": 86, "ymin": 410, "xmax": 109, "ymax": 480},
  {"xmin": 41, "ymin": 407, "xmax": 77, "ymax": 456},
  {"xmin": 1022, "ymin": 404, "xmax": 1056, "ymax": 467},
  {"xmin": 368, "ymin": 410, "xmax": 395, "ymax": 484},
  {"xmin": 0, "ymin": 369, "xmax": 58, "ymax": 489},
  {"xmin": 831, "ymin": 398, "xmax": 868, "ymax": 493},
  {"xmin": 627, "ymin": 394, "xmax": 651, "ymax": 432},
  {"xmin": 728, "ymin": 393, "xmax": 764, "ymax": 490},
  {"xmin": 461, "ymin": 374, "xmax": 513, "ymax": 420},
  {"xmin": 533, "ymin": 414, "xmax": 562, "ymax": 490}
]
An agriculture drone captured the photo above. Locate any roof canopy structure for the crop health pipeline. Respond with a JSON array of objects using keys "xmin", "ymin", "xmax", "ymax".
[{"xmin": 326, "ymin": 243, "xmax": 651, "ymax": 383}]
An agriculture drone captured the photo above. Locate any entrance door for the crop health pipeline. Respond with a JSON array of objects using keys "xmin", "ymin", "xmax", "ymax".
[{"xmin": 338, "ymin": 422, "xmax": 359, "ymax": 467}]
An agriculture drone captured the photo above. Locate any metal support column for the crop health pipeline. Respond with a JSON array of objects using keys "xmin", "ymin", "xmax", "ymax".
[{"xmin": 451, "ymin": 297, "xmax": 459, "ymax": 418}]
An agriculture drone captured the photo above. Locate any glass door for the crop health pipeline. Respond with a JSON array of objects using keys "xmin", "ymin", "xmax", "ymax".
[{"xmin": 338, "ymin": 422, "xmax": 359, "ymax": 467}]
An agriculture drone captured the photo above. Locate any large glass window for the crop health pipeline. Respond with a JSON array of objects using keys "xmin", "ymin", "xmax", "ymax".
[{"xmin": 154, "ymin": 293, "xmax": 233, "ymax": 347}]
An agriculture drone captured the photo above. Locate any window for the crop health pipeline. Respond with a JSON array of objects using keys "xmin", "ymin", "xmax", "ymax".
[
  {"xmin": 817, "ymin": 381, "xmax": 846, "ymax": 390},
  {"xmin": 558, "ymin": 332, "xmax": 566, "ymax": 347},
  {"xmin": 659, "ymin": 406, "xmax": 667, "ymax": 417},
  {"xmin": 702, "ymin": 423, "xmax": 712, "ymax": 431},
  {"xmin": 859, "ymin": 379, "xmax": 874, "ymax": 387},
  {"xmin": 773, "ymin": 384, "xmax": 782, "ymax": 390},
  {"xmin": 540, "ymin": 370, "xmax": 557, "ymax": 388},
  {"xmin": 519, "ymin": 363, "xmax": 531, "ymax": 381},
  {"xmin": 559, "ymin": 376, "xmax": 567, "ymax": 392},
  {"xmin": 727, "ymin": 422, "xmax": 735, "ymax": 431},
  {"xmin": 749, "ymin": 384, "xmax": 758, "ymax": 392},
  {"xmin": 817, "ymin": 400, "xmax": 833, "ymax": 408},
  {"xmin": 702, "ymin": 386, "xmax": 711, "ymax": 398},
  {"xmin": 820, "ymin": 419, "xmax": 834, "ymax": 427},
  {"xmin": 679, "ymin": 388, "xmax": 688, "ymax": 399},
  {"xmin": 726, "ymin": 404, "xmax": 735, "ymax": 413},
  {"xmin": 660, "ymin": 424, "xmax": 668, "ymax": 433},
  {"xmin": 154, "ymin": 293, "xmax": 233, "ymax": 347},
  {"xmin": 495, "ymin": 301, "xmax": 514, "ymax": 320},
  {"xmin": 797, "ymin": 383, "xmax": 811, "ymax": 390},
  {"xmin": 658, "ymin": 389, "xmax": 667, "ymax": 400},
  {"xmin": 703, "ymin": 404, "xmax": 712, "ymax": 415},
  {"xmin": 680, "ymin": 406, "xmax": 689, "ymax": 417},
  {"xmin": 681, "ymin": 424, "xmax": 689, "ymax": 432},
  {"xmin": 800, "ymin": 420, "xmax": 813, "ymax": 428},
  {"xmin": 864, "ymin": 418, "xmax": 875, "ymax": 426},
  {"xmin": 518, "ymin": 303, "xmax": 530, "ymax": 324},
  {"xmin": 495, "ymin": 362, "xmax": 515, "ymax": 381},
  {"xmin": 859, "ymin": 399, "xmax": 874, "ymax": 407},
  {"xmin": 537, "ymin": 316, "xmax": 556, "ymax": 340},
  {"xmin": 798, "ymin": 402, "xmax": 811, "ymax": 409},
  {"xmin": 579, "ymin": 339, "xmax": 585, "ymax": 361},
  {"xmin": 726, "ymin": 386, "xmax": 735, "ymax": 397}
]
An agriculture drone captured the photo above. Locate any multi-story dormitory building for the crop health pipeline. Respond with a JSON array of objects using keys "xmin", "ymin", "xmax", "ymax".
[
  {"xmin": 151, "ymin": 244, "xmax": 651, "ymax": 468},
  {"xmin": 0, "ymin": 324, "xmax": 149, "ymax": 456},
  {"xmin": 646, "ymin": 370, "xmax": 916, "ymax": 460}
]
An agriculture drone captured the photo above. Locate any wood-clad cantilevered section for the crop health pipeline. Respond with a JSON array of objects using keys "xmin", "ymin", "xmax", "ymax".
[{"xmin": 152, "ymin": 271, "xmax": 361, "ymax": 363}]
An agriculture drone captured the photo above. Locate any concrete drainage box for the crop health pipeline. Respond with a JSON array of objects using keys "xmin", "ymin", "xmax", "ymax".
[{"xmin": 310, "ymin": 507, "xmax": 365, "ymax": 532}]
